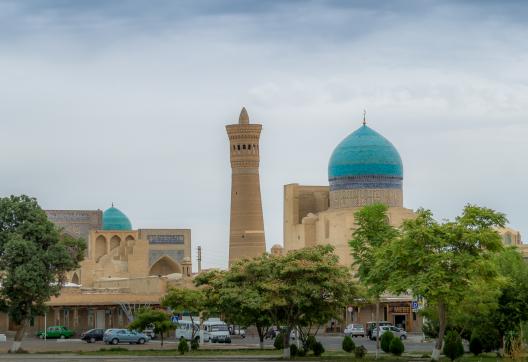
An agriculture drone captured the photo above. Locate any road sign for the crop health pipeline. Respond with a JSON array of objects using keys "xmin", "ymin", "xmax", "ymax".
[
  {"xmin": 411, "ymin": 301, "xmax": 419, "ymax": 311},
  {"xmin": 347, "ymin": 306, "xmax": 353, "ymax": 312},
  {"xmin": 171, "ymin": 315, "xmax": 179, "ymax": 323}
]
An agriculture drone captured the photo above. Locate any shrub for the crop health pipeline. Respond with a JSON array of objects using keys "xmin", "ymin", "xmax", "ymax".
[
  {"xmin": 380, "ymin": 331, "xmax": 394, "ymax": 353},
  {"xmin": 312, "ymin": 341, "xmax": 325, "ymax": 356},
  {"xmin": 178, "ymin": 338, "xmax": 189, "ymax": 355},
  {"xmin": 342, "ymin": 335, "xmax": 355, "ymax": 352},
  {"xmin": 389, "ymin": 337, "xmax": 404, "ymax": 356},
  {"xmin": 190, "ymin": 337, "xmax": 200, "ymax": 351},
  {"xmin": 443, "ymin": 330, "xmax": 464, "ymax": 361},
  {"xmin": 274, "ymin": 333, "xmax": 284, "ymax": 350},
  {"xmin": 472, "ymin": 326, "xmax": 500, "ymax": 352},
  {"xmin": 354, "ymin": 345, "xmax": 367, "ymax": 358},
  {"xmin": 290, "ymin": 343, "xmax": 298, "ymax": 357},
  {"xmin": 305, "ymin": 335, "xmax": 317, "ymax": 351},
  {"xmin": 469, "ymin": 334, "xmax": 482, "ymax": 356},
  {"xmin": 297, "ymin": 348, "xmax": 306, "ymax": 357}
]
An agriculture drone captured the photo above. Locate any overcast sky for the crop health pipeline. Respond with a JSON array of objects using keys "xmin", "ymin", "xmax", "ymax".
[{"xmin": 1, "ymin": 0, "xmax": 527, "ymax": 270}]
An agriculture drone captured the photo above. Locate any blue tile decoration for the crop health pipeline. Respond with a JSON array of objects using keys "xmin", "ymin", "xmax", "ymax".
[{"xmin": 328, "ymin": 125, "xmax": 403, "ymax": 191}]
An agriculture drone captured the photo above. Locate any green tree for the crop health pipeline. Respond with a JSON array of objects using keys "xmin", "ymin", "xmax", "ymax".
[
  {"xmin": 197, "ymin": 246, "xmax": 355, "ymax": 359},
  {"xmin": 194, "ymin": 263, "xmax": 274, "ymax": 349},
  {"xmin": 266, "ymin": 245, "xmax": 355, "ymax": 359},
  {"xmin": 342, "ymin": 335, "xmax": 355, "ymax": 352},
  {"xmin": 177, "ymin": 337, "xmax": 189, "ymax": 354},
  {"xmin": 349, "ymin": 203, "xmax": 399, "ymax": 356},
  {"xmin": 443, "ymin": 330, "xmax": 464, "ymax": 361},
  {"xmin": 161, "ymin": 288, "xmax": 205, "ymax": 342},
  {"xmin": 377, "ymin": 205, "xmax": 505, "ymax": 360},
  {"xmin": 491, "ymin": 247, "xmax": 528, "ymax": 350},
  {"xmin": 0, "ymin": 195, "xmax": 85, "ymax": 352},
  {"xmin": 128, "ymin": 308, "xmax": 174, "ymax": 347}
]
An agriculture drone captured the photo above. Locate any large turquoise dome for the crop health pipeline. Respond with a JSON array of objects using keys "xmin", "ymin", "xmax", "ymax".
[
  {"xmin": 102, "ymin": 206, "xmax": 132, "ymax": 231},
  {"xmin": 328, "ymin": 124, "xmax": 403, "ymax": 191}
]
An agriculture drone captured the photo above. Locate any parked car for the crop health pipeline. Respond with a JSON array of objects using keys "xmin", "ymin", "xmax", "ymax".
[
  {"xmin": 143, "ymin": 324, "xmax": 156, "ymax": 339},
  {"xmin": 36, "ymin": 326, "xmax": 74, "ymax": 339},
  {"xmin": 371, "ymin": 325, "xmax": 407, "ymax": 340},
  {"xmin": 366, "ymin": 321, "xmax": 392, "ymax": 339},
  {"xmin": 80, "ymin": 328, "xmax": 105, "ymax": 343},
  {"xmin": 103, "ymin": 329, "xmax": 149, "ymax": 345},
  {"xmin": 344, "ymin": 323, "xmax": 365, "ymax": 337}
]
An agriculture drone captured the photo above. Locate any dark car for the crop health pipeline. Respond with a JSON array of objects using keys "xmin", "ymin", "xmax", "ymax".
[{"xmin": 80, "ymin": 328, "xmax": 105, "ymax": 343}]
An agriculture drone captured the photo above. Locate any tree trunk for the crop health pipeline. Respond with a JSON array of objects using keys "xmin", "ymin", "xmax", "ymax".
[
  {"xmin": 432, "ymin": 301, "xmax": 446, "ymax": 361},
  {"xmin": 160, "ymin": 332, "xmax": 164, "ymax": 348},
  {"xmin": 283, "ymin": 327, "xmax": 291, "ymax": 359},
  {"xmin": 375, "ymin": 300, "xmax": 380, "ymax": 359},
  {"xmin": 10, "ymin": 320, "xmax": 28, "ymax": 353},
  {"xmin": 256, "ymin": 325, "xmax": 264, "ymax": 349}
]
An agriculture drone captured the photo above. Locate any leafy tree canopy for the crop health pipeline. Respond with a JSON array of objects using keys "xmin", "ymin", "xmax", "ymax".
[
  {"xmin": 0, "ymin": 195, "xmax": 86, "ymax": 351},
  {"xmin": 128, "ymin": 308, "xmax": 173, "ymax": 347}
]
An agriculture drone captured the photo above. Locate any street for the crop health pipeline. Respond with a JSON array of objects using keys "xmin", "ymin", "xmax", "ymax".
[{"xmin": 0, "ymin": 334, "xmax": 435, "ymax": 354}]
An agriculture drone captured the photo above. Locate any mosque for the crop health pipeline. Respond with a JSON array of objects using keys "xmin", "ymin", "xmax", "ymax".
[
  {"xmin": 278, "ymin": 118, "xmax": 527, "ymax": 332},
  {"xmin": 0, "ymin": 108, "xmax": 525, "ymax": 336}
]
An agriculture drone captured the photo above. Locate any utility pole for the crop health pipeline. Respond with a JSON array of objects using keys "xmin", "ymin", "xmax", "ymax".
[{"xmin": 197, "ymin": 246, "xmax": 202, "ymax": 273}]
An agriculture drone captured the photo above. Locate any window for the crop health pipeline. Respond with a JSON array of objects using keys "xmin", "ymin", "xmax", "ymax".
[
  {"xmin": 243, "ymin": 144, "xmax": 246, "ymax": 149},
  {"xmin": 248, "ymin": 144, "xmax": 251, "ymax": 150},
  {"xmin": 237, "ymin": 145, "xmax": 240, "ymax": 150}
]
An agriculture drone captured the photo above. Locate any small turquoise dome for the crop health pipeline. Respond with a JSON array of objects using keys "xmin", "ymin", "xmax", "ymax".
[
  {"xmin": 102, "ymin": 206, "xmax": 132, "ymax": 231},
  {"xmin": 328, "ymin": 125, "xmax": 403, "ymax": 191}
]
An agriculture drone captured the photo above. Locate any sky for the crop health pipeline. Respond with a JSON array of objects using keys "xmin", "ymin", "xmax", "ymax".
[{"xmin": 1, "ymin": 0, "xmax": 527, "ymax": 270}]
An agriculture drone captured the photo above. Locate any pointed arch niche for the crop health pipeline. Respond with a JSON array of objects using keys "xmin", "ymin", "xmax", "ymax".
[
  {"xmin": 95, "ymin": 235, "xmax": 107, "ymax": 262},
  {"xmin": 71, "ymin": 272, "xmax": 80, "ymax": 285},
  {"xmin": 149, "ymin": 256, "xmax": 181, "ymax": 276}
]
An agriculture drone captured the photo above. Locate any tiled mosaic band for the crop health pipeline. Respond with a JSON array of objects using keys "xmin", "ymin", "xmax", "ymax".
[
  {"xmin": 330, "ymin": 188, "xmax": 403, "ymax": 208},
  {"xmin": 329, "ymin": 175, "xmax": 403, "ymax": 191}
]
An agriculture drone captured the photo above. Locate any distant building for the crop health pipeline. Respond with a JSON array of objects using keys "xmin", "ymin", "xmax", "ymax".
[
  {"xmin": 0, "ymin": 205, "xmax": 193, "ymax": 333},
  {"xmin": 497, "ymin": 227, "xmax": 528, "ymax": 260}
]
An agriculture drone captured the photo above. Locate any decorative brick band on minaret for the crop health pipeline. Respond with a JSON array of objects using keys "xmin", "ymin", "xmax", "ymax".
[{"xmin": 226, "ymin": 107, "xmax": 266, "ymax": 267}]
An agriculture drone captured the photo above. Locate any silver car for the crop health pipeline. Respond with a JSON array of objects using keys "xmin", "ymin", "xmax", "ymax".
[
  {"xmin": 372, "ymin": 325, "xmax": 407, "ymax": 340},
  {"xmin": 103, "ymin": 329, "xmax": 149, "ymax": 345},
  {"xmin": 344, "ymin": 324, "xmax": 365, "ymax": 337}
]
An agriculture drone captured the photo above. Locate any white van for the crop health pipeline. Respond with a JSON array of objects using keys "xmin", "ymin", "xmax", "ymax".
[
  {"xmin": 174, "ymin": 318, "xmax": 200, "ymax": 341},
  {"xmin": 203, "ymin": 318, "xmax": 231, "ymax": 343}
]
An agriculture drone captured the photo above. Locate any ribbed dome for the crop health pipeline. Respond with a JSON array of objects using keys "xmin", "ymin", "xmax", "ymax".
[
  {"xmin": 102, "ymin": 206, "xmax": 132, "ymax": 231},
  {"xmin": 328, "ymin": 124, "xmax": 403, "ymax": 180}
]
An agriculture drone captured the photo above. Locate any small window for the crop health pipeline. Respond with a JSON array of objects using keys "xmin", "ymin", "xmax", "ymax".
[
  {"xmin": 233, "ymin": 145, "xmax": 235, "ymax": 150},
  {"xmin": 243, "ymin": 145, "xmax": 246, "ymax": 149},
  {"xmin": 237, "ymin": 145, "xmax": 240, "ymax": 150},
  {"xmin": 248, "ymin": 144, "xmax": 251, "ymax": 150}
]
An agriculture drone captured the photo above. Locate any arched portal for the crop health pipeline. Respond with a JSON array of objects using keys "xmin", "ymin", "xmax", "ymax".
[
  {"xmin": 149, "ymin": 256, "xmax": 181, "ymax": 276},
  {"xmin": 71, "ymin": 272, "xmax": 80, "ymax": 285},
  {"xmin": 95, "ymin": 235, "xmax": 107, "ymax": 262},
  {"xmin": 110, "ymin": 235, "xmax": 121, "ymax": 251}
]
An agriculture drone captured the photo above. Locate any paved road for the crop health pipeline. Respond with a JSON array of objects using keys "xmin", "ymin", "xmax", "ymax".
[{"xmin": 0, "ymin": 334, "xmax": 434, "ymax": 354}]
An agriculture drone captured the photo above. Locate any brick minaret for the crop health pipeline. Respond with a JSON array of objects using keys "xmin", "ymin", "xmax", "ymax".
[{"xmin": 226, "ymin": 107, "xmax": 266, "ymax": 267}]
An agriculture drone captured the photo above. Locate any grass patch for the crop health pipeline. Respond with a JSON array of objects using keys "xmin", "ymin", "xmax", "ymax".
[
  {"xmin": 78, "ymin": 348, "xmax": 282, "ymax": 356},
  {"xmin": 30, "ymin": 349, "xmax": 514, "ymax": 360}
]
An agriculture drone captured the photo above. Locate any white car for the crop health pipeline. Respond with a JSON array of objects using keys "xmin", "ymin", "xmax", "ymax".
[
  {"xmin": 344, "ymin": 324, "xmax": 365, "ymax": 337},
  {"xmin": 371, "ymin": 325, "xmax": 407, "ymax": 340}
]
